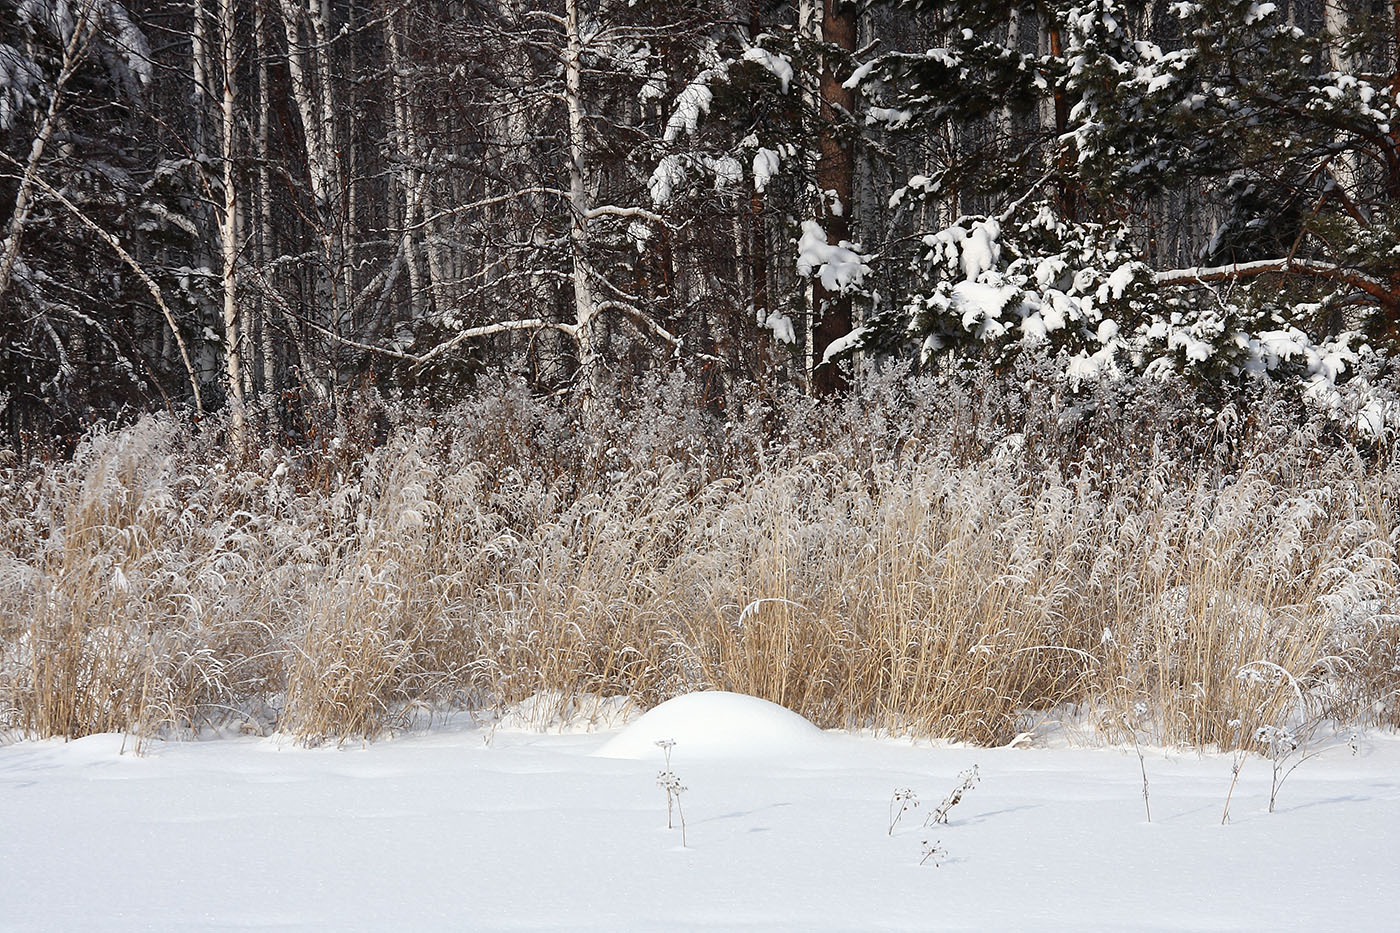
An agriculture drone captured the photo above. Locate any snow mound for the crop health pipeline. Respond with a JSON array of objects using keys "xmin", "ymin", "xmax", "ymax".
[{"xmin": 595, "ymin": 691, "xmax": 827, "ymax": 760}]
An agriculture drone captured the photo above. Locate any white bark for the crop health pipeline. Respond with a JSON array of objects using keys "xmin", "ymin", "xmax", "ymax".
[
  {"xmin": 0, "ymin": 1, "xmax": 100, "ymax": 304},
  {"xmin": 564, "ymin": 0, "xmax": 602, "ymax": 396},
  {"xmin": 218, "ymin": 0, "xmax": 248, "ymax": 448},
  {"xmin": 255, "ymin": 0, "xmax": 279, "ymax": 398},
  {"xmin": 1000, "ymin": 7, "xmax": 1021, "ymax": 138},
  {"xmin": 277, "ymin": 0, "xmax": 331, "ymax": 209},
  {"xmin": 276, "ymin": 0, "xmax": 343, "ymax": 404},
  {"xmin": 192, "ymin": 0, "xmax": 210, "ymax": 135},
  {"xmin": 388, "ymin": 16, "xmax": 427, "ymax": 321},
  {"xmin": 1325, "ymin": 0, "xmax": 1359, "ymax": 198}
]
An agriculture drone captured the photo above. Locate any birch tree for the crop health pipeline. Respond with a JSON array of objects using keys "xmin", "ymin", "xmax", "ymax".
[{"xmin": 216, "ymin": 0, "xmax": 247, "ymax": 447}]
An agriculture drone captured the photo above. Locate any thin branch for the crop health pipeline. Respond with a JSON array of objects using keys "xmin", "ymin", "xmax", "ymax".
[
  {"xmin": 1154, "ymin": 258, "xmax": 1389, "ymax": 302},
  {"xmin": 595, "ymin": 299, "xmax": 681, "ymax": 352},
  {"xmin": 241, "ymin": 262, "xmax": 424, "ymax": 363},
  {"xmin": 584, "ymin": 204, "xmax": 669, "ymax": 225},
  {"xmin": 411, "ymin": 318, "xmax": 580, "ymax": 372},
  {"xmin": 404, "ymin": 187, "xmax": 567, "ymax": 234},
  {"xmin": 4, "ymin": 153, "xmax": 205, "ymax": 416}
]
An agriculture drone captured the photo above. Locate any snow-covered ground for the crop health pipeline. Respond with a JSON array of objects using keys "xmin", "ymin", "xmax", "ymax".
[{"xmin": 1, "ymin": 693, "xmax": 1396, "ymax": 931}]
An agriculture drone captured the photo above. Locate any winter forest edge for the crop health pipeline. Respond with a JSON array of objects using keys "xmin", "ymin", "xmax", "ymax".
[{"xmin": 1, "ymin": 0, "xmax": 1399, "ymax": 751}]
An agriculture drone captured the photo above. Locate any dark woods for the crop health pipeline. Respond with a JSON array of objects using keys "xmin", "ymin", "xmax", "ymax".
[{"xmin": 2, "ymin": 0, "xmax": 1399, "ymax": 456}]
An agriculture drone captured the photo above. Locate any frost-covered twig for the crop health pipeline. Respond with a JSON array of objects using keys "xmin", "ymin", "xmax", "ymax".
[
  {"xmin": 926, "ymin": 765, "xmax": 979, "ymax": 826},
  {"xmin": 656, "ymin": 739, "xmax": 687, "ymax": 846},
  {"xmin": 888, "ymin": 788, "xmax": 918, "ymax": 835},
  {"xmin": 1125, "ymin": 704, "xmax": 1151, "ymax": 823},
  {"xmin": 1221, "ymin": 719, "xmax": 1247, "ymax": 825}
]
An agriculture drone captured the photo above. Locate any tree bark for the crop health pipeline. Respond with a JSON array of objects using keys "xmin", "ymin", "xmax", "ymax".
[
  {"xmin": 217, "ymin": 0, "xmax": 248, "ymax": 449},
  {"xmin": 564, "ymin": 0, "xmax": 602, "ymax": 400},
  {"xmin": 1325, "ymin": 0, "xmax": 1359, "ymax": 199},
  {"xmin": 0, "ymin": 2, "xmax": 100, "ymax": 306},
  {"xmin": 255, "ymin": 0, "xmax": 280, "ymax": 400},
  {"xmin": 811, "ymin": 0, "xmax": 856, "ymax": 396}
]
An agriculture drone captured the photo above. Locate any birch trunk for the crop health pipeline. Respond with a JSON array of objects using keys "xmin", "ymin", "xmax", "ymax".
[
  {"xmin": 564, "ymin": 0, "xmax": 602, "ymax": 400},
  {"xmin": 0, "ymin": 3, "xmax": 100, "ymax": 304},
  {"xmin": 255, "ymin": 0, "xmax": 280, "ymax": 398},
  {"xmin": 1324, "ymin": 0, "xmax": 1359, "ymax": 200},
  {"xmin": 1000, "ymin": 7, "xmax": 1021, "ymax": 139},
  {"xmin": 277, "ymin": 0, "xmax": 339, "ymax": 404},
  {"xmin": 218, "ymin": 0, "xmax": 248, "ymax": 448},
  {"xmin": 388, "ymin": 16, "xmax": 427, "ymax": 322}
]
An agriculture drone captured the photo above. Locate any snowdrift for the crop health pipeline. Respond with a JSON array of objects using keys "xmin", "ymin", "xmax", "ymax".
[{"xmin": 595, "ymin": 691, "xmax": 827, "ymax": 759}]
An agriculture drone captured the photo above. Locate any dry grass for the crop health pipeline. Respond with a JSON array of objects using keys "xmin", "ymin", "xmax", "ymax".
[{"xmin": 1, "ymin": 369, "xmax": 1396, "ymax": 748}]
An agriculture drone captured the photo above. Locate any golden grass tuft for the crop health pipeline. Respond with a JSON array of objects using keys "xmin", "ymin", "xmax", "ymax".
[{"xmin": 1, "ymin": 374, "xmax": 1396, "ymax": 749}]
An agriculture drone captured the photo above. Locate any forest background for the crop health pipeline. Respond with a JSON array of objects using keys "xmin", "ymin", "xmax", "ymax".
[{"xmin": 1, "ymin": 0, "xmax": 1399, "ymax": 747}]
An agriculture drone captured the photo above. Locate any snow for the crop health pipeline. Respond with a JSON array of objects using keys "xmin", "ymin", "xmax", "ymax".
[
  {"xmin": 0, "ymin": 44, "xmax": 42, "ymax": 132},
  {"xmin": 1244, "ymin": 1, "xmax": 1277, "ymax": 24},
  {"xmin": 596, "ymin": 691, "xmax": 826, "ymax": 759},
  {"xmin": 841, "ymin": 58, "xmax": 879, "ymax": 90},
  {"xmin": 762, "ymin": 310, "xmax": 796, "ymax": 344},
  {"xmin": 1168, "ymin": 328, "xmax": 1216, "ymax": 363},
  {"xmin": 1067, "ymin": 346, "xmax": 1119, "ymax": 387},
  {"xmin": 664, "ymin": 80, "xmax": 714, "ymax": 143},
  {"xmin": 796, "ymin": 220, "xmax": 870, "ymax": 294},
  {"xmin": 711, "ymin": 155, "xmax": 742, "ymax": 192},
  {"xmin": 2, "ymin": 716, "xmax": 1397, "ymax": 930},
  {"xmin": 1100, "ymin": 262, "xmax": 1140, "ymax": 300},
  {"xmin": 820, "ymin": 325, "xmax": 868, "ymax": 365},
  {"xmin": 924, "ymin": 217, "xmax": 1002, "ymax": 281},
  {"xmin": 865, "ymin": 106, "xmax": 913, "ymax": 129},
  {"xmin": 752, "ymin": 147, "xmax": 780, "ymax": 193},
  {"xmin": 649, "ymin": 153, "xmax": 688, "ymax": 206},
  {"xmin": 740, "ymin": 47, "xmax": 793, "ymax": 94},
  {"xmin": 627, "ymin": 219, "xmax": 651, "ymax": 252},
  {"xmin": 951, "ymin": 281, "xmax": 1018, "ymax": 335},
  {"xmin": 103, "ymin": 3, "xmax": 154, "ymax": 87}
]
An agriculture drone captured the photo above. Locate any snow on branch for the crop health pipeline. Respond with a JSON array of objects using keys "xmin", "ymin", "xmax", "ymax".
[
  {"xmin": 595, "ymin": 300, "xmax": 680, "ymax": 353},
  {"xmin": 412, "ymin": 319, "xmax": 581, "ymax": 372},
  {"xmin": 739, "ymin": 46, "xmax": 793, "ymax": 93},
  {"xmin": 797, "ymin": 221, "xmax": 870, "ymax": 294},
  {"xmin": 584, "ymin": 204, "xmax": 668, "ymax": 225},
  {"xmin": 1154, "ymin": 259, "xmax": 1388, "ymax": 301}
]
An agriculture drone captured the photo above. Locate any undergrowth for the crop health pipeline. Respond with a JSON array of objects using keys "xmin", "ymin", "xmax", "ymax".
[{"xmin": 1, "ymin": 362, "xmax": 1396, "ymax": 749}]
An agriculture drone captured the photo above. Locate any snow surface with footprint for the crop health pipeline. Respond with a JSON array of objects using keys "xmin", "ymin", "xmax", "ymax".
[{"xmin": 1, "ymin": 691, "xmax": 1396, "ymax": 931}]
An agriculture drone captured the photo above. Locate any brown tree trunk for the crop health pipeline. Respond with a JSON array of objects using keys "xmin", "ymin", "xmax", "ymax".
[
  {"xmin": 1045, "ymin": 20, "xmax": 1078, "ymax": 221},
  {"xmin": 811, "ymin": 0, "xmax": 855, "ymax": 396}
]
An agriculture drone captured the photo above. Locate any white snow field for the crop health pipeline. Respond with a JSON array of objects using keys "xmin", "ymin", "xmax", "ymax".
[{"xmin": 1, "ymin": 691, "xmax": 1397, "ymax": 932}]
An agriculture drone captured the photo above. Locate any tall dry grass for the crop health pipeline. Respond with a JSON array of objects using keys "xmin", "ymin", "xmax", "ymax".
[{"xmin": 1, "ymin": 366, "xmax": 1396, "ymax": 748}]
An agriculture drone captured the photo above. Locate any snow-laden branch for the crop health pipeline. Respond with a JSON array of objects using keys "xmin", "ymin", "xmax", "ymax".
[
  {"xmin": 411, "ymin": 318, "xmax": 580, "ymax": 372},
  {"xmin": 1154, "ymin": 258, "xmax": 1388, "ymax": 301},
  {"xmin": 522, "ymin": 10, "xmax": 566, "ymax": 28},
  {"xmin": 584, "ymin": 204, "xmax": 668, "ymax": 225},
  {"xmin": 594, "ymin": 300, "xmax": 680, "ymax": 352}
]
